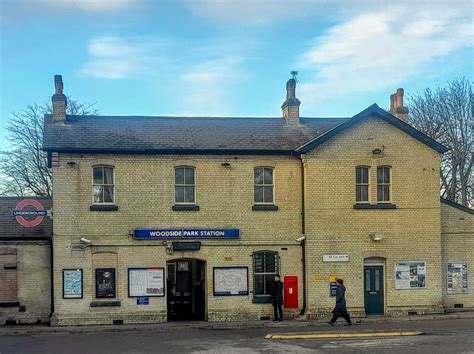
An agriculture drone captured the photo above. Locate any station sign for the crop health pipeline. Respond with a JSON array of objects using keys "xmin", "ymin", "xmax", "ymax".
[
  {"xmin": 12, "ymin": 199, "xmax": 48, "ymax": 228},
  {"xmin": 133, "ymin": 228, "xmax": 240, "ymax": 240}
]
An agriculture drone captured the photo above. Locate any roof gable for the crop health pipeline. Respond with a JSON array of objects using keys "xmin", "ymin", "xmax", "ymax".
[{"xmin": 296, "ymin": 104, "xmax": 448, "ymax": 154}]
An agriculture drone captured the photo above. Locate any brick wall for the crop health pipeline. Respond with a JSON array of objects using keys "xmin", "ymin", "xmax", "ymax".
[
  {"xmin": 304, "ymin": 117, "xmax": 444, "ymax": 318},
  {"xmin": 0, "ymin": 243, "xmax": 51, "ymax": 324},
  {"xmin": 51, "ymin": 155, "xmax": 304, "ymax": 325},
  {"xmin": 441, "ymin": 203, "xmax": 474, "ymax": 308}
]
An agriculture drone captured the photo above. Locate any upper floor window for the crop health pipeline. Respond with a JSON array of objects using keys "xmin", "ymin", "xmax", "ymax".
[
  {"xmin": 175, "ymin": 166, "xmax": 195, "ymax": 204},
  {"xmin": 92, "ymin": 166, "xmax": 114, "ymax": 204},
  {"xmin": 356, "ymin": 166, "xmax": 370, "ymax": 203},
  {"xmin": 253, "ymin": 251, "xmax": 279, "ymax": 298},
  {"xmin": 377, "ymin": 166, "xmax": 391, "ymax": 202},
  {"xmin": 254, "ymin": 167, "xmax": 274, "ymax": 204}
]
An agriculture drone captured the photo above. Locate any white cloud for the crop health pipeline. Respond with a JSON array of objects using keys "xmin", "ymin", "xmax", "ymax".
[
  {"xmin": 81, "ymin": 36, "xmax": 166, "ymax": 79},
  {"xmin": 27, "ymin": 0, "xmax": 137, "ymax": 12},
  {"xmin": 296, "ymin": 2, "xmax": 473, "ymax": 109},
  {"xmin": 177, "ymin": 56, "xmax": 247, "ymax": 115}
]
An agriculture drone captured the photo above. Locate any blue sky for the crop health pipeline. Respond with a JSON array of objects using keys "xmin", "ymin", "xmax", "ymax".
[{"xmin": 0, "ymin": 0, "xmax": 472, "ymax": 149}]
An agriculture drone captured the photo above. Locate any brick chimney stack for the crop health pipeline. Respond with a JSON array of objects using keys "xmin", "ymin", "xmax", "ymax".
[
  {"xmin": 389, "ymin": 88, "xmax": 409, "ymax": 123},
  {"xmin": 52, "ymin": 75, "xmax": 67, "ymax": 123},
  {"xmin": 281, "ymin": 78, "xmax": 301, "ymax": 126}
]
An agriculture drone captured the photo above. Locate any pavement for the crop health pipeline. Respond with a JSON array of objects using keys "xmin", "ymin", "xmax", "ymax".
[
  {"xmin": 0, "ymin": 310, "xmax": 473, "ymax": 335},
  {"xmin": 1, "ymin": 317, "xmax": 474, "ymax": 353}
]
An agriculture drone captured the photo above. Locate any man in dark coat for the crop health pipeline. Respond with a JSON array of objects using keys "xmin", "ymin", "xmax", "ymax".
[
  {"xmin": 271, "ymin": 275, "xmax": 284, "ymax": 321},
  {"xmin": 328, "ymin": 278, "xmax": 352, "ymax": 325}
]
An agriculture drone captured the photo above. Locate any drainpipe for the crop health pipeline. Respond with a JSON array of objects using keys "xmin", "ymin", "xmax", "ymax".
[
  {"xmin": 49, "ymin": 234, "xmax": 54, "ymax": 322},
  {"xmin": 299, "ymin": 155, "xmax": 307, "ymax": 316}
]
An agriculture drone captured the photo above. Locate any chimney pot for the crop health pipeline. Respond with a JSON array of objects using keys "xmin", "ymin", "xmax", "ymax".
[
  {"xmin": 389, "ymin": 88, "xmax": 409, "ymax": 123},
  {"xmin": 52, "ymin": 75, "xmax": 67, "ymax": 123}
]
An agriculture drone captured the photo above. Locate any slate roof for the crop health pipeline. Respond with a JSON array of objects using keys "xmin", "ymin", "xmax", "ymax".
[
  {"xmin": 42, "ymin": 114, "xmax": 349, "ymax": 153},
  {"xmin": 0, "ymin": 197, "xmax": 52, "ymax": 240},
  {"xmin": 42, "ymin": 104, "xmax": 448, "ymax": 155}
]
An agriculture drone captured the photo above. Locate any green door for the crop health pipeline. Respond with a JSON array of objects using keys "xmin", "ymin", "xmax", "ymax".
[{"xmin": 364, "ymin": 266, "xmax": 384, "ymax": 315}]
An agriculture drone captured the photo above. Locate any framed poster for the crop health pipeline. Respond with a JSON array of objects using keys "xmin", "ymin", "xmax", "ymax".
[
  {"xmin": 128, "ymin": 268, "xmax": 165, "ymax": 297},
  {"xmin": 213, "ymin": 267, "xmax": 248, "ymax": 296},
  {"xmin": 447, "ymin": 263, "xmax": 468, "ymax": 294},
  {"xmin": 395, "ymin": 261, "xmax": 426, "ymax": 289},
  {"xmin": 63, "ymin": 269, "xmax": 83, "ymax": 299},
  {"xmin": 95, "ymin": 268, "xmax": 116, "ymax": 298}
]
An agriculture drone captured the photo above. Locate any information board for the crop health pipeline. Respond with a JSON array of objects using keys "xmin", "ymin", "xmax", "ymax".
[
  {"xmin": 128, "ymin": 268, "xmax": 165, "ymax": 297},
  {"xmin": 63, "ymin": 269, "xmax": 83, "ymax": 299},
  {"xmin": 213, "ymin": 267, "xmax": 248, "ymax": 296},
  {"xmin": 447, "ymin": 263, "xmax": 468, "ymax": 294},
  {"xmin": 395, "ymin": 261, "xmax": 426, "ymax": 289}
]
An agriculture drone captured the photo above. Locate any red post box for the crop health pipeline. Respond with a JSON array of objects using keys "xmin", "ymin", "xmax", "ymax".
[{"xmin": 283, "ymin": 276, "xmax": 298, "ymax": 309}]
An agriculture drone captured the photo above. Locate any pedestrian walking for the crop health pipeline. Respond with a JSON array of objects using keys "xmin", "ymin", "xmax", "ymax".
[
  {"xmin": 271, "ymin": 274, "xmax": 284, "ymax": 321},
  {"xmin": 328, "ymin": 278, "xmax": 352, "ymax": 325}
]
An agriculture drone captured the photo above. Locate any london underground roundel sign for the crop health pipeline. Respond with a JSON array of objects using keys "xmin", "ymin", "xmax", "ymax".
[{"xmin": 12, "ymin": 199, "xmax": 47, "ymax": 228}]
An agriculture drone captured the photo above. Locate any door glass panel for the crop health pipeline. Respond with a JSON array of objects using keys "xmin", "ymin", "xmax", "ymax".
[
  {"xmin": 365, "ymin": 270, "xmax": 371, "ymax": 291},
  {"xmin": 375, "ymin": 269, "xmax": 380, "ymax": 291}
]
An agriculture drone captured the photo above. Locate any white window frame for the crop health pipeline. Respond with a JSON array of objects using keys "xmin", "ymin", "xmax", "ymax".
[
  {"xmin": 377, "ymin": 166, "xmax": 392, "ymax": 203},
  {"xmin": 254, "ymin": 167, "xmax": 275, "ymax": 205},
  {"xmin": 92, "ymin": 165, "xmax": 115, "ymax": 205},
  {"xmin": 174, "ymin": 166, "xmax": 196, "ymax": 205},
  {"xmin": 355, "ymin": 166, "xmax": 370, "ymax": 204}
]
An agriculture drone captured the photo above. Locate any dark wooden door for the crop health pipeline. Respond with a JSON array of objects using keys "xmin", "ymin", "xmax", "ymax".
[{"xmin": 364, "ymin": 266, "xmax": 384, "ymax": 315}]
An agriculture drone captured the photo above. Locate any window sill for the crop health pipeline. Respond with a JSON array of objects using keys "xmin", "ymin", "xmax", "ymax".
[
  {"xmin": 252, "ymin": 205, "xmax": 279, "ymax": 211},
  {"xmin": 90, "ymin": 205, "xmax": 119, "ymax": 212},
  {"xmin": 90, "ymin": 301, "xmax": 121, "ymax": 307},
  {"xmin": 353, "ymin": 203, "xmax": 397, "ymax": 210},
  {"xmin": 0, "ymin": 302, "xmax": 20, "ymax": 308},
  {"xmin": 172, "ymin": 204, "xmax": 200, "ymax": 211},
  {"xmin": 252, "ymin": 296, "xmax": 272, "ymax": 304}
]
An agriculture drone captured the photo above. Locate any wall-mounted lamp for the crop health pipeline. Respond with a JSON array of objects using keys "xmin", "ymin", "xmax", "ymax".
[
  {"xmin": 372, "ymin": 148, "xmax": 382, "ymax": 155},
  {"xmin": 370, "ymin": 233, "xmax": 383, "ymax": 241},
  {"xmin": 221, "ymin": 162, "xmax": 231, "ymax": 167}
]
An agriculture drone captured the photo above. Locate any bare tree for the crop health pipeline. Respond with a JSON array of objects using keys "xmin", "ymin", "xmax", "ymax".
[
  {"xmin": 0, "ymin": 99, "xmax": 99, "ymax": 197},
  {"xmin": 408, "ymin": 77, "xmax": 473, "ymax": 206}
]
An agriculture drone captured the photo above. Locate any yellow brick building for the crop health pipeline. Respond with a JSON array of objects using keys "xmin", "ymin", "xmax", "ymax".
[{"xmin": 43, "ymin": 76, "xmax": 473, "ymax": 326}]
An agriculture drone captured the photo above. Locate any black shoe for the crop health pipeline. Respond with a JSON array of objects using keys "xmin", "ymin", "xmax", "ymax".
[
  {"xmin": 344, "ymin": 323, "xmax": 353, "ymax": 326},
  {"xmin": 327, "ymin": 321, "xmax": 335, "ymax": 326}
]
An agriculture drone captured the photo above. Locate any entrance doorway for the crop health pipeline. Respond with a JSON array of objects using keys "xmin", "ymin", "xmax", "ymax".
[
  {"xmin": 364, "ymin": 265, "xmax": 384, "ymax": 315},
  {"xmin": 167, "ymin": 259, "xmax": 206, "ymax": 321}
]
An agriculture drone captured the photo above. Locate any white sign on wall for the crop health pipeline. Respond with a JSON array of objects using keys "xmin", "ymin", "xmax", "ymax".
[
  {"xmin": 323, "ymin": 255, "xmax": 350, "ymax": 262},
  {"xmin": 128, "ymin": 268, "xmax": 165, "ymax": 297},
  {"xmin": 447, "ymin": 263, "xmax": 468, "ymax": 294},
  {"xmin": 395, "ymin": 261, "xmax": 426, "ymax": 289},
  {"xmin": 213, "ymin": 267, "xmax": 249, "ymax": 296}
]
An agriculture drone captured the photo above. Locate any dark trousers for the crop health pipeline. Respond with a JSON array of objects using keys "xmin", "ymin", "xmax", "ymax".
[
  {"xmin": 273, "ymin": 304, "xmax": 283, "ymax": 320},
  {"xmin": 330, "ymin": 313, "xmax": 351, "ymax": 324}
]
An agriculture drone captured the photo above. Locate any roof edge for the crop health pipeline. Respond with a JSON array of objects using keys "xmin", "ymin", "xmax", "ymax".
[
  {"xmin": 41, "ymin": 147, "xmax": 298, "ymax": 156},
  {"xmin": 296, "ymin": 104, "xmax": 449, "ymax": 154},
  {"xmin": 441, "ymin": 198, "xmax": 474, "ymax": 214}
]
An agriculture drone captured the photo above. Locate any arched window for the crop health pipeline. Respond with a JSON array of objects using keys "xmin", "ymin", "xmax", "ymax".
[
  {"xmin": 92, "ymin": 166, "xmax": 114, "ymax": 204},
  {"xmin": 355, "ymin": 166, "xmax": 370, "ymax": 203},
  {"xmin": 377, "ymin": 166, "xmax": 391, "ymax": 202},
  {"xmin": 175, "ymin": 166, "xmax": 196, "ymax": 204},
  {"xmin": 254, "ymin": 167, "xmax": 274, "ymax": 204}
]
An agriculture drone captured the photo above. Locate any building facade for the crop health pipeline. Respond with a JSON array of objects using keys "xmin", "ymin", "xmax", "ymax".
[
  {"xmin": 43, "ymin": 75, "xmax": 473, "ymax": 326},
  {"xmin": 0, "ymin": 197, "xmax": 52, "ymax": 325}
]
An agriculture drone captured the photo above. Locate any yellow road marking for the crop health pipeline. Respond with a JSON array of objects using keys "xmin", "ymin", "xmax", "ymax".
[{"xmin": 265, "ymin": 331, "xmax": 424, "ymax": 340}]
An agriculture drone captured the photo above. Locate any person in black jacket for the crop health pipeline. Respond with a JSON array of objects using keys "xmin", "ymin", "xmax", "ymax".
[
  {"xmin": 328, "ymin": 278, "xmax": 352, "ymax": 325},
  {"xmin": 271, "ymin": 274, "xmax": 284, "ymax": 321}
]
